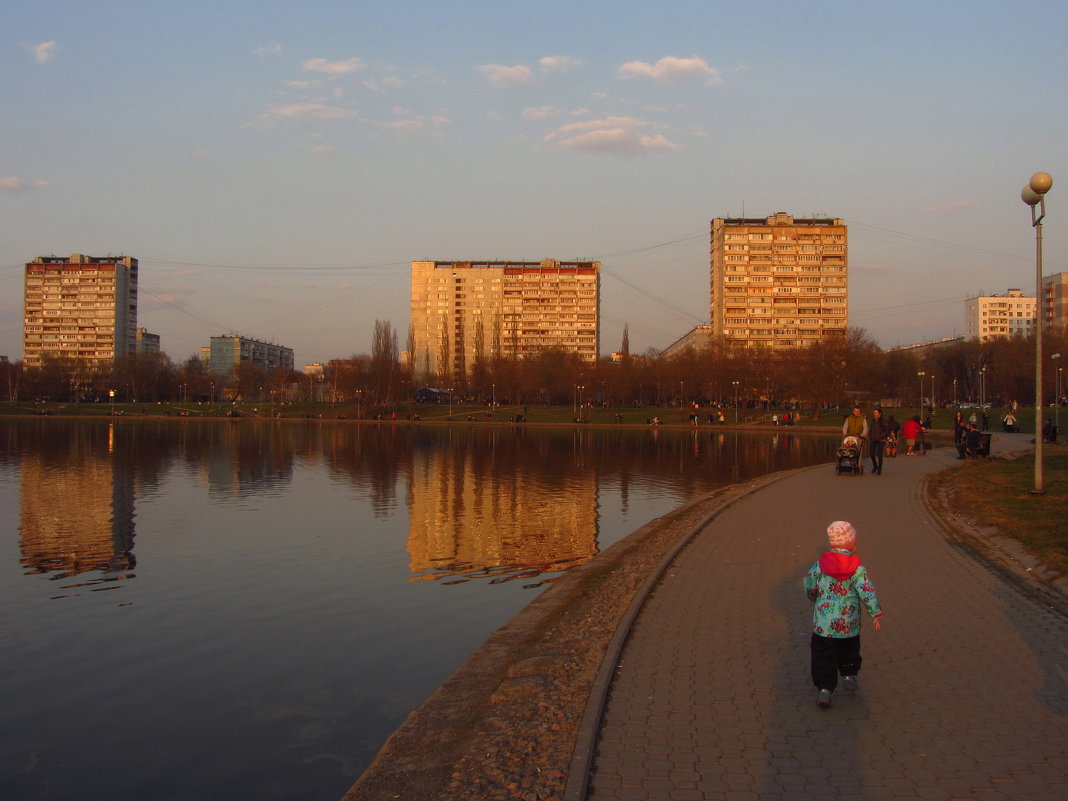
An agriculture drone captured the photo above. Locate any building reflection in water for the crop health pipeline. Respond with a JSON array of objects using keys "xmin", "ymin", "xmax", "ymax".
[
  {"xmin": 19, "ymin": 422, "xmax": 136, "ymax": 586},
  {"xmin": 14, "ymin": 419, "xmax": 300, "ymax": 589},
  {"xmin": 407, "ymin": 428, "xmax": 599, "ymax": 587}
]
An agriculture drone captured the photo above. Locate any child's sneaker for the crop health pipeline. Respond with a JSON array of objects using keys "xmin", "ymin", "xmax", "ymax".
[
  {"xmin": 842, "ymin": 675, "xmax": 859, "ymax": 692},
  {"xmin": 817, "ymin": 689, "xmax": 833, "ymax": 708}
]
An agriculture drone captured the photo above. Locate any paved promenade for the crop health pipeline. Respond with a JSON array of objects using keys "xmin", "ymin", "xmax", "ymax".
[{"xmin": 585, "ymin": 433, "xmax": 1068, "ymax": 801}]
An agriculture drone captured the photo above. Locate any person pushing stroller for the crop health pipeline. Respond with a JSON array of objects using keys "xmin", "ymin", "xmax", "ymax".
[{"xmin": 842, "ymin": 405, "xmax": 868, "ymax": 452}]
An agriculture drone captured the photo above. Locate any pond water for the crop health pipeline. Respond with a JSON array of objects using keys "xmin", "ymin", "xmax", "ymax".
[{"xmin": 0, "ymin": 419, "xmax": 837, "ymax": 801}]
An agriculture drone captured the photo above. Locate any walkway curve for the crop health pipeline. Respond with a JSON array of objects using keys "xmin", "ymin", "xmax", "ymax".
[{"xmin": 571, "ymin": 433, "xmax": 1068, "ymax": 801}]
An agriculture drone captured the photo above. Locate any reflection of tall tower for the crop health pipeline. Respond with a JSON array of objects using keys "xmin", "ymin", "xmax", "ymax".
[
  {"xmin": 19, "ymin": 426, "xmax": 136, "ymax": 577},
  {"xmin": 406, "ymin": 443, "xmax": 599, "ymax": 579}
]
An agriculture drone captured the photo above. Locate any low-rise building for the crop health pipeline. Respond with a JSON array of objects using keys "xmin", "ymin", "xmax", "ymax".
[{"xmin": 207, "ymin": 336, "xmax": 294, "ymax": 375}]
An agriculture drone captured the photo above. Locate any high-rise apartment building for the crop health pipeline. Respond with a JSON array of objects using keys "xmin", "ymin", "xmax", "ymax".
[
  {"xmin": 410, "ymin": 259, "xmax": 600, "ymax": 380},
  {"xmin": 710, "ymin": 213, "xmax": 847, "ymax": 349},
  {"xmin": 964, "ymin": 289, "xmax": 1037, "ymax": 342},
  {"xmin": 1042, "ymin": 272, "xmax": 1068, "ymax": 331},
  {"xmin": 23, "ymin": 254, "xmax": 138, "ymax": 368},
  {"xmin": 207, "ymin": 335, "xmax": 294, "ymax": 375}
]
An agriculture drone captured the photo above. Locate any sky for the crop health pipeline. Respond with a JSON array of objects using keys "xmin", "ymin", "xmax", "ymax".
[{"xmin": 3, "ymin": 0, "xmax": 1067, "ymax": 368}]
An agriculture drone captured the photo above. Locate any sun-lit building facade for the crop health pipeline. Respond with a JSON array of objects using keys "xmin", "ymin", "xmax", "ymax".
[
  {"xmin": 410, "ymin": 259, "xmax": 600, "ymax": 381},
  {"xmin": 23, "ymin": 254, "xmax": 139, "ymax": 368},
  {"xmin": 710, "ymin": 213, "xmax": 847, "ymax": 350},
  {"xmin": 965, "ymin": 289, "xmax": 1037, "ymax": 342},
  {"xmin": 1042, "ymin": 272, "xmax": 1068, "ymax": 332}
]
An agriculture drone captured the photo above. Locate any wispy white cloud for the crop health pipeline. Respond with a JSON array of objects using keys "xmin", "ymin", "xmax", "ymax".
[
  {"xmin": 545, "ymin": 116, "xmax": 679, "ymax": 155},
  {"xmin": 0, "ymin": 176, "xmax": 49, "ymax": 192},
  {"xmin": 478, "ymin": 64, "xmax": 536, "ymax": 88},
  {"xmin": 379, "ymin": 108, "xmax": 450, "ymax": 135},
  {"xmin": 284, "ymin": 80, "xmax": 321, "ymax": 90},
  {"xmin": 32, "ymin": 41, "xmax": 56, "ymax": 63},
  {"xmin": 617, "ymin": 56, "xmax": 723, "ymax": 86},
  {"xmin": 923, "ymin": 200, "xmax": 978, "ymax": 214},
  {"xmin": 302, "ymin": 57, "xmax": 365, "ymax": 77},
  {"xmin": 253, "ymin": 103, "xmax": 357, "ymax": 124},
  {"xmin": 252, "ymin": 43, "xmax": 283, "ymax": 56},
  {"xmin": 361, "ymin": 75, "xmax": 406, "ymax": 93},
  {"xmin": 539, "ymin": 55, "xmax": 582, "ymax": 75},
  {"xmin": 522, "ymin": 105, "xmax": 563, "ymax": 121}
]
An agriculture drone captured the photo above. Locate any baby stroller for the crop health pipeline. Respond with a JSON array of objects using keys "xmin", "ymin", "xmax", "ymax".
[{"xmin": 835, "ymin": 435, "xmax": 864, "ymax": 475}]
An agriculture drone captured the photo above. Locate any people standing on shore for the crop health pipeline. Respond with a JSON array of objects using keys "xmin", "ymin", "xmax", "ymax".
[
  {"xmin": 868, "ymin": 408, "xmax": 889, "ymax": 475},
  {"xmin": 804, "ymin": 521, "xmax": 883, "ymax": 709}
]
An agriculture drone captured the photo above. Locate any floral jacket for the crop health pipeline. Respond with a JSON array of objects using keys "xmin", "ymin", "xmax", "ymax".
[{"xmin": 804, "ymin": 549, "xmax": 883, "ymax": 638}]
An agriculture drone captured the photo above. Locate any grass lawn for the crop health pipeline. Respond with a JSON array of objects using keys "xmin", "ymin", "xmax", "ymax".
[{"xmin": 936, "ymin": 444, "xmax": 1068, "ymax": 577}]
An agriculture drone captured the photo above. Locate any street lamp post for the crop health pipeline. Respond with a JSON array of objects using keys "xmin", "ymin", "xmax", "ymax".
[
  {"xmin": 1052, "ymin": 353, "xmax": 1061, "ymax": 433},
  {"xmin": 953, "ymin": 378, "xmax": 958, "ymax": 406},
  {"xmin": 917, "ymin": 371, "xmax": 926, "ymax": 417},
  {"xmin": 732, "ymin": 380, "xmax": 740, "ymax": 424},
  {"xmin": 1021, "ymin": 171, "xmax": 1053, "ymax": 494}
]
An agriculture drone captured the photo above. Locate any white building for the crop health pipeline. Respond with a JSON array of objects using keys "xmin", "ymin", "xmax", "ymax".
[{"xmin": 964, "ymin": 289, "xmax": 1036, "ymax": 342}]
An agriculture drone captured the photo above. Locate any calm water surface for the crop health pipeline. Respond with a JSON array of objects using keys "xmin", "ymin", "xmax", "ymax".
[{"xmin": 0, "ymin": 419, "xmax": 836, "ymax": 801}]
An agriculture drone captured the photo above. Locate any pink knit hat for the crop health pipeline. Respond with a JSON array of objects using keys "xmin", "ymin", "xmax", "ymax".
[{"xmin": 827, "ymin": 520, "xmax": 857, "ymax": 549}]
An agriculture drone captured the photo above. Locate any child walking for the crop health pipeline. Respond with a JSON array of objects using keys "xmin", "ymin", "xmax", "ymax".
[{"xmin": 803, "ymin": 520, "xmax": 883, "ymax": 708}]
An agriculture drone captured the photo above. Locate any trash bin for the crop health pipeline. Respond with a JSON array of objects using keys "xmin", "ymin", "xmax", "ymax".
[{"xmin": 977, "ymin": 433, "xmax": 991, "ymax": 456}]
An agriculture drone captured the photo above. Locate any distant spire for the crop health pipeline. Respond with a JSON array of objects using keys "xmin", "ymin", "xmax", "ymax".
[{"xmin": 621, "ymin": 323, "xmax": 630, "ymax": 356}]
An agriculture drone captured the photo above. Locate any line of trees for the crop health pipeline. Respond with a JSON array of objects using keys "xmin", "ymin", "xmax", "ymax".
[{"xmin": 4, "ymin": 323, "xmax": 1066, "ymax": 413}]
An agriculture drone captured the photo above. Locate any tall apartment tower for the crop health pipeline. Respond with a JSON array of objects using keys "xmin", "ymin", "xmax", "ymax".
[
  {"xmin": 710, "ymin": 213, "xmax": 847, "ymax": 349},
  {"xmin": 23, "ymin": 254, "xmax": 138, "ymax": 368},
  {"xmin": 1042, "ymin": 272, "xmax": 1068, "ymax": 331},
  {"xmin": 410, "ymin": 259, "xmax": 600, "ymax": 381},
  {"xmin": 964, "ymin": 289, "xmax": 1037, "ymax": 342}
]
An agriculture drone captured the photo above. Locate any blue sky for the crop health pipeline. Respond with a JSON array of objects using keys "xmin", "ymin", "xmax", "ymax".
[{"xmin": 3, "ymin": 1, "xmax": 1067, "ymax": 366}]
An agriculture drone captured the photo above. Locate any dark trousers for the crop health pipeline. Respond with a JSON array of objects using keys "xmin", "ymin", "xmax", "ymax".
[
  {"xmin": 870, "ymin": 439, "xmax": 885, "ymax": 473},
  {"xmin": 810, "ymin": 633, "xmax": 862, "ymax": 691}
]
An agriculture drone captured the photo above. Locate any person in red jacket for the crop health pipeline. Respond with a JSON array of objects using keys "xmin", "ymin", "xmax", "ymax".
[{"xmin": 901, "ymin": 415, "xmax": 925, "ymax": 456}]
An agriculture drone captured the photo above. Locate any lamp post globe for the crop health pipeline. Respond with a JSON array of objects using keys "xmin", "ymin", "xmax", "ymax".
[{"xmin": 1030, "ymin": 172, "xmax": 1053, "ymax": 195}]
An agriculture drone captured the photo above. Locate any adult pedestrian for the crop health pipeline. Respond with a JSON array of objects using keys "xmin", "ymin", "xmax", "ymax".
[
  {"xmin": 902, "ymin": 415, "xmax": 923, "ymax": 456},
  {"xmin": 868, "ymin": 407, "xmax": 889, "ymax": 474},
  {"xmin": 952, "ymin": 410, "xmax": 967, "ymax": 456},
  {"xmin": 842, "ymin": 405, "xmax": 869, "ymax": 438}
]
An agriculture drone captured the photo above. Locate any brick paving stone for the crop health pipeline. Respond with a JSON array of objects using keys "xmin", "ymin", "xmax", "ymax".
[{"xmin": 585, "ymin": 434, "xmax": 1068, "ymax": 800}]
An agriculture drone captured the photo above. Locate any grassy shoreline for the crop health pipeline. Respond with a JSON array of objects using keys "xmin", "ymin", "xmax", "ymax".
[
  {"xmin": 0, "ymin": 400, "xmax": 1032, "ymax": 432},
  {"xmin": 932, "ymin": 445, "xmax": 1068, "ymax": 579}
]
